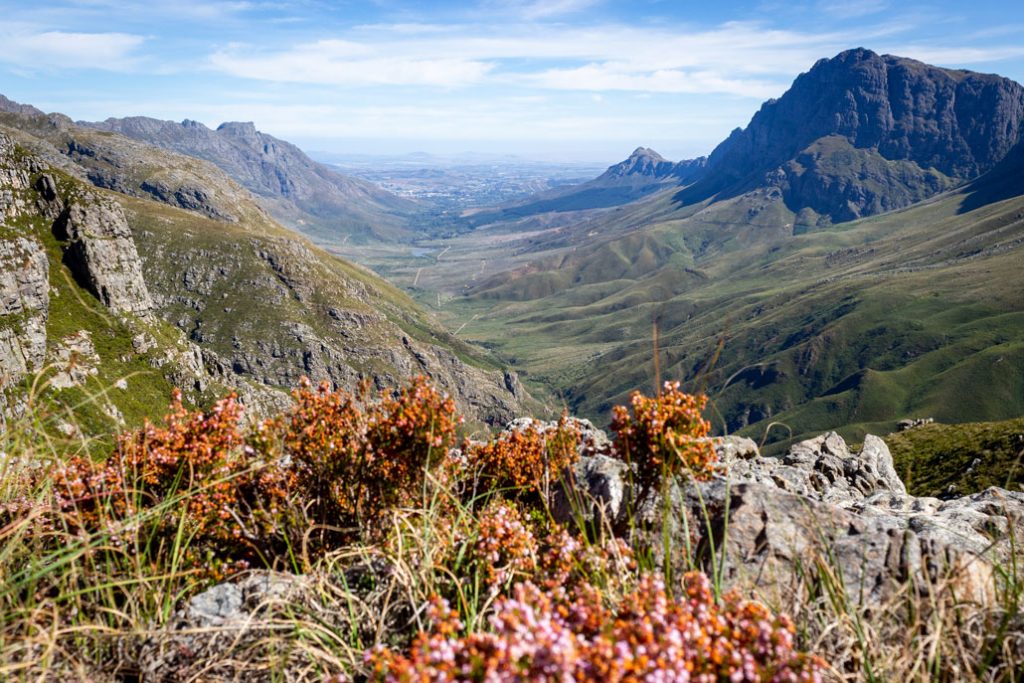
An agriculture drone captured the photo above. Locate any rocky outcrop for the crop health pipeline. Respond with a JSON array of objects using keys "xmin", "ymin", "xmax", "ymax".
[
  {"xmin": 679, "ymin": 48, "xmax": 1024, "ymax": 222},
  {"xmin": 0, "ymin": 133, "xmax": 49, "ymax": 422},
  {"xmin": 555, "ymin": 429, "xmax": 1024, "ymax": 606},
  {"xmin": 0, "ymin": 236, "xmax": 49, "ymax": 386},
  {"xmin": 54, "ymin": 192, "xmax": 153, "ymax": 315}
]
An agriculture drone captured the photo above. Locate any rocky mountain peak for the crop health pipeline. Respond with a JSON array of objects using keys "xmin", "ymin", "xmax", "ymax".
[
  {"xmin": 0, "ymin": 94, "xmax": 44, "ymax": 118},
  {"xmin": 678, "ymin": 48, "xmax": 1024, "ymax": 222},
  {"xmin": 216, "ymin": 121, "xmax": 259, "ymax": 139},
  {"xmin": 602, "ymin": 146, "xmax": 676, "ymax": 179}
]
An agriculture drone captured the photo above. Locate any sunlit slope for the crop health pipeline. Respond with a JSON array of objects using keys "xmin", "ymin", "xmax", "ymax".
[{"xmin": 451, "ymin": 178, "xmax": 1024, "ymax": 445}]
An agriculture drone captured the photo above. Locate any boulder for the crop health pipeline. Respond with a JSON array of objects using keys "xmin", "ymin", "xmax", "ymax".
[{"xmin": 557, "ymin": 430, "xmax": 1023, "ymax": 606}]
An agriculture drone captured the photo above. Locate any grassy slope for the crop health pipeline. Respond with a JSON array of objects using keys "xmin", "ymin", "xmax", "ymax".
[
  {"xmin": 391, "ymin": 181, "xmax": 1024, "ymax": 445},
  {"xmin": 887, "ymin": 418, "xmax": 1024, "ymax": 497}
]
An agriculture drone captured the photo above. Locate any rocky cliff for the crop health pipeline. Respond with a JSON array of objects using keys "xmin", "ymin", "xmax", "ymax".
[
  {"xmin": 0, "ymin": 110, "xmax": 529, "ymax": 431},
  {"xmin": 55, "ymin": 191, "xmax": 153, "ymax": 315},
  {"xmin": 677, "ymin": 48, "xmax": 1024, "ymax": 221}
]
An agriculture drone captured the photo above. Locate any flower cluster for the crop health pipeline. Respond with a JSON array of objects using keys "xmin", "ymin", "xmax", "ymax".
[
  {"xmin": 45, "ymin": 376, "xmax": 461, "ymax": 575},
  {"xmin": 368, "ymin": 571, "xmax": 824, "ymax": 682},
  {"xmin": 464, "ymin": 502, "xmax": 539, "ymax": 588},
  {"xmin": 467, "ymin": 416, "xmax": 580, "ymax": 499},
  {"xmin": 284, "ymin": 375, "xmax": 460, "ymax": 538},
  {"xmin": 453, "ymin": 499, "xmax": 634, "ymax": 605},
  {"xmin": 610, "ymin": 381, "xmax": 717, "ymax": 504}
]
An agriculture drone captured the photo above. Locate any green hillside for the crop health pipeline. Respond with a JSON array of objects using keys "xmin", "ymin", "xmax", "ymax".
[
  {"xmin": 887, "ymin": 418, "xmax": 1024, "ymax": 497},
  {"xmin": 371, "ymin": 178, "xmax": 1024, "ymax": 446}
]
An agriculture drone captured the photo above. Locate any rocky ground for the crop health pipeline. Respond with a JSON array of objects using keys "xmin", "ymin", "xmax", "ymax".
[{"xmin": 143, "ymin": 422, "xmax": 1023, "ymax": 681}]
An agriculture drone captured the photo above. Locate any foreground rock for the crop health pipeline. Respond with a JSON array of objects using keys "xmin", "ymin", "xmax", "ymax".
[
  {"xmin": 136, "ymin": 560, "xmax": 412, "ymax": 682},
  {"xmin": 555, "ymin": 430, "xmax": 1024, "ymax": 606}
]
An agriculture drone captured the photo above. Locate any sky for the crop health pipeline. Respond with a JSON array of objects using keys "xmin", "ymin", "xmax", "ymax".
[{"xmin": 2, "ymin": 1, "xmax": 1024, "ymax": 163}]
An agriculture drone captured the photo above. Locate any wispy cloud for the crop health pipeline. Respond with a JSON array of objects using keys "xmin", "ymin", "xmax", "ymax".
[
  {"xmin": 817, "ymin": 0, "xmax": 889, "ymax": 19},
  {"xmin": 0, "ymin": 28, "xmax": 145, "ymax": 71},
  {"xmin": 508, "ymin": 0, "xmax": 604, "ymax": 20},
  {"xmin": 210, "ymin": 40, "xmax": 494, "ymax": 87},
  {"xmin": 206, "ymin": 21, "xmax": 859, "ymax": 95}
]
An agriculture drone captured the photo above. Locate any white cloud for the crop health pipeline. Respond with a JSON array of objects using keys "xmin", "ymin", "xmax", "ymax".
[
  {"xmin": 210, "ymin": 42, "xmax": 493, "ymax": 87},
  {"xmin": 0, "ymin": 29, "xmax": 145, "ymax": 71},
  {"xmin": 481, "ymin": 0, "xmax": 603, "ymax": 20},
  {"xmin": 528, "ymin": 64, "xmax": 782, "ymax": 98},
  {"xmin": 206, "ymin": 20, "xmax": 860, "ymax": 96},
  {"xmin": 878, "ymin": 45, "xmax": 1024, "ymax": 66}
]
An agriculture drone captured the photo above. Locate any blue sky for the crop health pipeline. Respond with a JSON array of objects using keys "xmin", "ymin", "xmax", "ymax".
[{"xmin": 2, "ymin": 0, "xmax": 1023, "ymax": 162}]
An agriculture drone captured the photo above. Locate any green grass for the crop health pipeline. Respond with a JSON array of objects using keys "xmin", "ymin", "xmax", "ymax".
[
  {"xmin": 336, "ymin": 175, "xmax": 1024, "ymax": 444},
  {"xmin": 887, "ymin": 418, "xmax": 1024, "ymax": 498}
]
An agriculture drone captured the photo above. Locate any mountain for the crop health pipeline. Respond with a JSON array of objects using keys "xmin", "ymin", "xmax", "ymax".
[
  {"xmin": 677, "ymin": 48, "xmax": 1024, "ymax": 223},
  {"xmin": 79, "ymin": 115, "xmax": 420, "ymax": 244},
  {"xmin": 461, "ymin": 148, "xmax": 707, "ymax": 224},
  {"xmin": 356, "ymin": 49, "xmax": 1024, "ymax": 448},
  {"xmin": 0, "ymin": 102, "xmax": 530, "ymax": 438}
]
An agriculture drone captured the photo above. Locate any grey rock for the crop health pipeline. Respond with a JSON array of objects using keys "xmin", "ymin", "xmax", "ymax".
[
  {"xmin": 48, "ymin": 330, "xmax": 99, "ymax": 389},
  {"xmin": 55, "ymin": 192, "xmax": 153, "ymax": 315},
  {"xmin": 182, "ymin": 582, "xmax": 243, "ymax": 628},
  {"xmin": 726, "ymin": 431, "xmax": 905, "ymax": 505},
  {"xmin": 0, "ymin": 236, "xmax": 49, "ymax": 387},
  {"xmin": 561, "ymin": 429, "xmax": 1023, "ymax": 606},
  {"xmin": 897, "ymin": 417, "xmax": 935, "ymax": 431},
  {"xmin": 551, "ymin": 454, "xmax": 632, "ymax": 528}
]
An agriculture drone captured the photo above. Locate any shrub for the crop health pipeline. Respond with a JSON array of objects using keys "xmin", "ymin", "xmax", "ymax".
[
  {"xmin": 284, "ymin": 375, "xmax": 461, "ymax": 539},
  {"xmin": 466, "ymin": 416, "xmax": 580, "ymax": 500},
  {"xmin": 368, "ymin": 571, "xmax": 824, "ymax": 682},
  {"xmin": 45, "ymin": 375, "xmax": 462, "ymax": 576},
  {"xmin": 50, "ymin": 390, "xmax": 290, "ymax": 577},
  {"xmin": 610, "ymin": 381, "xmax": 717, "ymax": 505}
]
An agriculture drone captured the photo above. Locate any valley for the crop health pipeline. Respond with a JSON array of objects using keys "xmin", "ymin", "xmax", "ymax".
[{"xmin": 322, "ymin": 50, "xmax": 1024, "ymax": 452}]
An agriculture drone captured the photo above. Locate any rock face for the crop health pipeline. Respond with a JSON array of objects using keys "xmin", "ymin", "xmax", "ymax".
[
  {"xmin": 0, "ymin": 236, "xmax": 49, "ymax": 385},
  {"xmin": 679, "ymin": 48, "xmax": 1024, "ymax": 222},
  {"xmin": 556, "ymin": 429, "xmax": 1024, "ymax": 605},
  {"xmin": 55, "ymin": 192, "xmax": 153, "ymax": 315},
  {"xmin": 0, "ymin": 133, "xmax": 49, "ymax": 400}
]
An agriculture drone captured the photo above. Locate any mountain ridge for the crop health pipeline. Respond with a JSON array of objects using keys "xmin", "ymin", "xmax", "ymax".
[{"xmin": 80, "ymin": 114, "xmax": 420, "ymax": 243}]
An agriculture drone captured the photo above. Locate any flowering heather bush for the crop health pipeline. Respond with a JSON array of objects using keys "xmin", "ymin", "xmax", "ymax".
[
  {"xmin": 467, "ymin": 416, "xmax": 580, "ymax": 499},
  {"xmin": 284, "ymin": 375, "xmax": 461, "ymax": 537},
  {"xmin": 368, "ymin": 571, "xmax": 824, "ymax": 682},
  {"xmin": 451, "ymin": 499, "xmax": 634, "ymax": 604},
  {"xmin": 465, "ymin": 501, "xmax": 539, "ymax": 589},
  {"xmin": 44, "ymin": 376, "xmax": 462, "ymax": 575},
  {"xmin": 50, "ymin": 390, "xmax": 291, "ymax": 576},
  {"xmin": 611, "ymin": 381, "xmax": 717, "ymax": 505}
]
